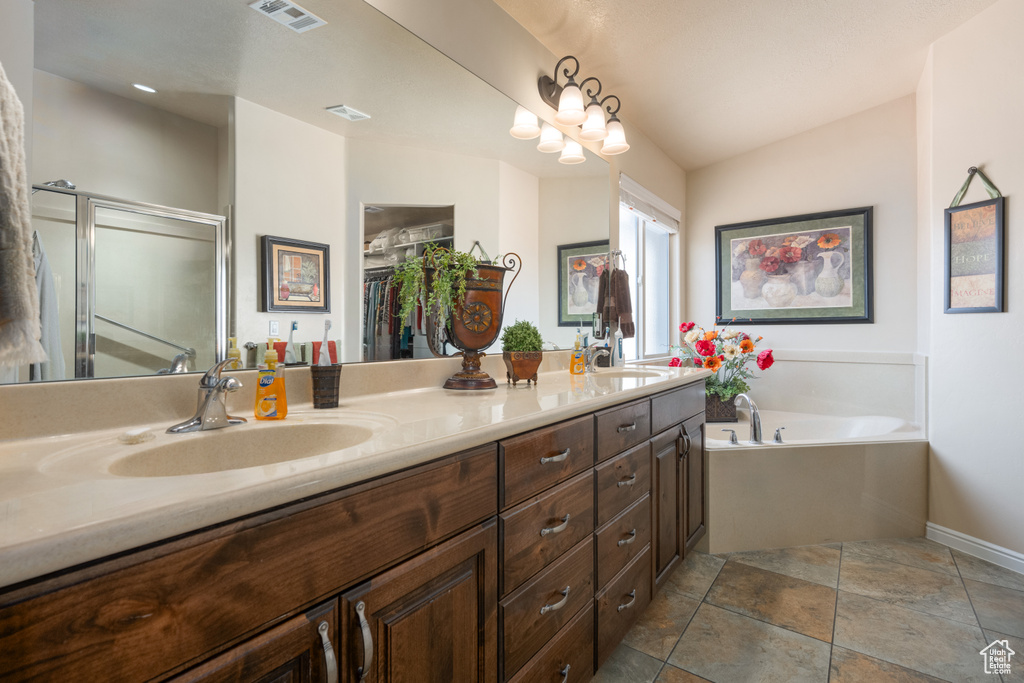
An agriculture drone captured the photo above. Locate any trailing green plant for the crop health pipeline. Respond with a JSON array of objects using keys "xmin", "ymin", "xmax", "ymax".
[
  {"xmin": 394, "ymin": 243, "xmax": 480, "ymax": 327},
  {"xmin": 500, "ymin": 319, "xmax": 543, "ymax": 353}
]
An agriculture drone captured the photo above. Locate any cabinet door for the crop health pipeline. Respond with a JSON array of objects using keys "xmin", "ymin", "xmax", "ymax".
[
  {"xmin": 651, "ymin": 427, "xmax": 682, "ymax": 590},
  {"xmin": 682, "ymin": 415, "xmax": 706, "ymax": 552},
  {"xmin": 340, "ymin": 520, "xmax": 497, "ymax": 683},
  {"xmin": 172, "ymin": 600, "xmax": 339, "ymax": 683}
]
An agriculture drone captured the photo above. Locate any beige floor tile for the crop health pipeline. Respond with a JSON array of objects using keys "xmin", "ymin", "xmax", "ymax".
[
  {"xmin": 622, "ymin": 589, "xmax": 700, "ymax": 660},
  {"xmin": 591, "ymin": 644, "xmax": 663, "ymax": 683},
  {"xmin": 953, "ymin": 549, "xmax": 1024, "ymax": 592},
  {"xmin": 982, "ymin": 630, "xmax": 1023, "ymax": 682},
  {"xmin": 828, "ymin": 646, "xmax": 947, "ymax": 682},
  {"xmin": 705, "ymin": 561, "xmax": 837, "ymax": 642},
  {"xmin": 662, "ymin": 552, "xmax": 725, "ymax": 601},
  {"xmin": 964, "ymin": 579, "xmax": 1024, "ymax": 639},
  {"xmin": 728, "ymin": 544, "xmax": 841, "ymax": 588},
  {"xmin": 668, "ymin": 603, "xmax": 831, "ymax": 682},
  {"xmin": 839, "ymin": 549, "xmax": 978, "ymax": 624},
  {"xmin": 655, "ymin": 664, "xmax": 710, "ymax": 682},
  {"xmin": 833, "ymin": 590, "xmax": 990, "ymax": 683},
  {"xmin": 843, "ymin": 537, "xmax": 958, "ymax": 576}
]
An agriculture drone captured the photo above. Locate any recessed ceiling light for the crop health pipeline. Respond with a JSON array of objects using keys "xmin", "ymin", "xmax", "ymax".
[{"xmin": 132, "ymin": 83, "xmax": 157, "ymax": 94}]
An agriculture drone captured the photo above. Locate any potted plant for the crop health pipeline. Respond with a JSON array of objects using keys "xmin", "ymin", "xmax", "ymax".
[
  {"xmin": 500, "ymin": 319, "xmax": 544, "ymax": 386},
  {"xmin": 393, "ymin": 244, "xmax": 521, "ymax": 390},
  {"xmin": 669, "ymin": 321, "xmax": 774, "ymax": 422}
]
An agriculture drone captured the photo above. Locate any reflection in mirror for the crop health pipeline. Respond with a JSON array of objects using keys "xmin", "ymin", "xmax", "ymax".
[{"xmin": 11, "ymin": 0, "xmax": 609, "ymax": 382}]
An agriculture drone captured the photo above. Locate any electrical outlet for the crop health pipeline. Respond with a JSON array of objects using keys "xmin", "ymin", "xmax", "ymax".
[{"xmin": 269, "ymin": 320, "xmax": 279, "ymax": 336}]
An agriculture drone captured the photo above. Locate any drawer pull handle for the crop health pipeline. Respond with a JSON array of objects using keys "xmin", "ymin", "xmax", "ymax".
[
  {"xmin": 559, "ymin": 664, "xmax": 571, "ymax": 683},
  {"xmin": 318, "ymin": 621, "xmax": 339, "ymax": 683},
  {"xmin": 355, "ymin": 601, "xmax": 373, "ymax": 682},
  {"xmin": 682, "ymin": 429, "xmax": 692, "ymax": 456},
  {"xmin": 540, "ymin": 513, "xmax": 571, "ymax": 537},
  {"xmin": 617, "ymin": 422, "xmax": 637, "ymax": 434},
  {"xmin": 540, "ymin": 448, "xmax": 571, "ymax": 464},
  {"xmin": 617, "ymin": 589, "xmax": 637, "ymax": 612},
  {"xmin": 540, "ymin": 585, "xmax": 571, "ymax": 614},
  {"xmin": 616, "ymin": 474, "xmax": 637, "ymax": 487},
  {"xmin": 617, "ymin": 529, "xmax": 637, "ymax": 546}
]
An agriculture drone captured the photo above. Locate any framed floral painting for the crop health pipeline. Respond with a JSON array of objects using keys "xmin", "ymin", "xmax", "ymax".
[
  {"xmin": 557, "ymin": 240, "xmax": 609, "ymax": 327},
  {"xmin": 715, "ymin": 207, "xmax": 873, "ymax": 324},
  {"xmin": 261, "ymin": 235, "xmax": 331, "ymax": 313}
]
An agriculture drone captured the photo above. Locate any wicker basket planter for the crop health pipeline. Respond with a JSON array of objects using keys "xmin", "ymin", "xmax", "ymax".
[{"xmin": 705, "ymin": 394, "xmax": 738, "ymax": 423}]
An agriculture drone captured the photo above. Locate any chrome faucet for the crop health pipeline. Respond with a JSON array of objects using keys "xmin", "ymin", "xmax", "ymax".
[
  {"xmin": 167, "ymin": 359, "xmax": 247, "ymax": 434},
  {"xmin": 584, "ymin": 343, "xmax": 610, "ymax": 372},
  {"xmin": 733, "ymin": 393, "xmax": 763, "ymax": 444}
]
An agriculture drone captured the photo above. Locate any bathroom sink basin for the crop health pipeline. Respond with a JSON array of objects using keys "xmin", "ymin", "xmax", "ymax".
[
  {"xmin": 109, "ymin": 422, "xmax": 375, "ymax": 477},
  {"xmin": 590, "ymin": 369, "xmax": 666, "ymax": 379}
]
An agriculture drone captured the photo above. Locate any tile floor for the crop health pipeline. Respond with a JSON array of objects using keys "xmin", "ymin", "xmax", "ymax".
[{"xmin": 593, "ymin": 537, "xmax": 1024, "ymax": 683}]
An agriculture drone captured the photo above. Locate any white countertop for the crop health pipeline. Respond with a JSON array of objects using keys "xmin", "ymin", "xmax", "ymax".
[{"xmin": 0, "ymin": 365, "xmax": 707, "ymax": 589}]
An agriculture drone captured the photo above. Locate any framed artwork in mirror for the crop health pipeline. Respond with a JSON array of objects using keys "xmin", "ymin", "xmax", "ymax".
[
  {"xmin": 715, "ymin": 207, "xmax": 873, "ymax": 325},
  {"xmin": 944, "ymin": 197, "xmax": 1004, "ymax": 313},
  {"xmin": 261, "ymin": 235, "xmax": 330, "ymax": 313},
  {"xmin": 557, "ymin": 240, "xmax": 609, "ymax": 327}
]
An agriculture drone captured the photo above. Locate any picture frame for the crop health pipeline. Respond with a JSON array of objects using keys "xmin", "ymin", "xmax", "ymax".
[
  {"xmin": 944, "ymin": 197, "xmax": 1005, "ymax": 313},
  {"xmin": 557, "ymin": 240, "xmax": 610, "ymax": 327},
  {"xmin": 260, "ymin": 235, "xmax": 331, "ymax": 313},
  {"xmin": 715, "ymin": 207, "xmax": 873, "ymax": 325}
]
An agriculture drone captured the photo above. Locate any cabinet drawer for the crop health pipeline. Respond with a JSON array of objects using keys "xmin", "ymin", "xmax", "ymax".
[
  {"xmin": 501, "ymin": 415, "xmax": 594, "ymax": 508},
  {"xmin": 595, "ymin": 494, "xmax": 651, "ymax": 589},
  {"xmin": 500, "ymin": 537, "xmax": 595, "ymax": 680},
  {"xmin": 651, "ymin": 382, "xmax": 705, "ymax": 434},
  {"xmin": 596, "ymin": 545, "xmax": 652, "ymax": 667},
  {"xmin": 596, "ymin": 399, "xmax": 651, "ymax": 462},
  {"xmin": 595, "ymin": 442, "xmax": 651, "ymax": 527},
  {"xmin": 507, "ymin": 603, "xmax": 594, "ymax": 683},
  {"xmin": 501, "ymin": 470, "xmax": 595, "ymax": 594}
]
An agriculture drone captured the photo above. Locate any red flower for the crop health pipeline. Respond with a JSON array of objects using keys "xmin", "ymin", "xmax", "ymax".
[
  {"xmin": 694, "ymin": 339, "xmax": 717, "ymax": 357},
  {"xmin": 679, "ymin": 322, "xmax": 695, "ymax": 333},
  {"xmin": 748, "ymin": 239, "xmax": 767, "ymax": 257},
  {"xmin": 759, "ymin": 256, "xmax": 781, "ymax": 273},
  {"xmin": 756, "ymin": 349, "xmax": 775, "ymax": 370},
  {"xmin": 779, "ymin": 246, "xmax": 802, "ymax": 263},
  {"xmin": 668, "ymin": 357, "xmax": 682, "ymax": 367}
]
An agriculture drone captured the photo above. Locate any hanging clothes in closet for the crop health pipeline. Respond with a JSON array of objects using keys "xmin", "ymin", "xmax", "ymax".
[{"xmin": 362, "ymin": 268, "xmax": 415, "ymax": 361}]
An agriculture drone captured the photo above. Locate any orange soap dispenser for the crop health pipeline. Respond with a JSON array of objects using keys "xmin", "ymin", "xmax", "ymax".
[{"xmin": 254, "ymin": 338, "xmax": 288, "ymax": 420}]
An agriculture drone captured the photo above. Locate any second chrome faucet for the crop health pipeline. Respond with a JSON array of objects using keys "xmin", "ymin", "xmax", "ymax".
[{"xmin": 733, "ymin": 393, "xmax": 763, "ymax": 444}]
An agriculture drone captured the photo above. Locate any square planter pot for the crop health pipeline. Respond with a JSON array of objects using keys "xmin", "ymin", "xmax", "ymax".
[
  {"xmin": 502, "ymin": 351, "xmax": 542, "ymax": 386},
  {"xmin": 705, "ymin": 394, "xmax": 738, "ymax": 422}
]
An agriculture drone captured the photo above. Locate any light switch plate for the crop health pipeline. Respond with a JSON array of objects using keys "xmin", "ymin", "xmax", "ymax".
[{"xmin": 269, "ymin": 320, "xmax": 279, "ymax": 336}]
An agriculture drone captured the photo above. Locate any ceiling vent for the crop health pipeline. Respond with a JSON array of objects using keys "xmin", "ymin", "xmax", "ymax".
[
  {"xmin": 326, "ymin": 104, "xmax": 371, "ymax": 122},
  {"xmin": 248, "ymin": 0, "xmax": 326, "ymax": 34}
]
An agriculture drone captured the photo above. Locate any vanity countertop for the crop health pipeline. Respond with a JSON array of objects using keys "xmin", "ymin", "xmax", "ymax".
[{"xmin": 0, "ymin": 365, "xmax": 707, "ymax": 589}]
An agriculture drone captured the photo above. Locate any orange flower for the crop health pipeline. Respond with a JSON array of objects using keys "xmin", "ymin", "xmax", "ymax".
[
  {"xmin": 572, "ymin": 258, "xmax": 587, "ymax": 271},
  {"xmin": 739, "ymin": 338, "xmax": 755, "ymax": 353},
  {"xmin": 704, "ymin": 330, "xmax": 718, "ymax": 341},
  {"xmin": 703, "ymin": 356, "xmax": 722, "ymax": 372},
  {"xmin": 817, "ymin": 233, "xmax": 842, "ymax": 249}
]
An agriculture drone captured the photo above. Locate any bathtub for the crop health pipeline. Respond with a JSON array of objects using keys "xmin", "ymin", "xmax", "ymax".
[{"xmin": 702, "ymin": 410, "xmax": 928, "ymax": 554}]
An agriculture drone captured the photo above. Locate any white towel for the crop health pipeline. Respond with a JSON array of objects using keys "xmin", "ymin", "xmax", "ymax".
[{"xmin": 0, "ymin": 60, "xmax": 46, "ymax": 367}]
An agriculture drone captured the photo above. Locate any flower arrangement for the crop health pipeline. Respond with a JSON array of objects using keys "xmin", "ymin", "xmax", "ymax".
[{"xmin": 669, "ymin": 321, "xmax": 774, "ymax": 402}]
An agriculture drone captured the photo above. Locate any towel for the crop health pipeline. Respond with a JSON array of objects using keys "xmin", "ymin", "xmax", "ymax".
[
  {"xmin": 597, "ymin": 269, "xmax": 615, "ymax": 329},
  {"xmin": 611, "ymin": 269, "xmax": 635, "ymax": 338},
  {"xmin": 0, "ymin": 60, "xmax": 46, "ymax": 367}
]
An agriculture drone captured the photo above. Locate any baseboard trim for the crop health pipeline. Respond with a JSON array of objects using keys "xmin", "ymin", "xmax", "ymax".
[{"xmin": 926, "ymin": 522, "xmax": 1024, "ymax": 575}]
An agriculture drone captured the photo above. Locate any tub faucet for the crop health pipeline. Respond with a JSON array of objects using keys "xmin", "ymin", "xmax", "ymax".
[
  {"xmin": 733, "ymin": 393, "xmax": 763, "ymax": 444},
  {"xmin": 167, "ymin": 359, "xmax": 247, "ymax": 434}
]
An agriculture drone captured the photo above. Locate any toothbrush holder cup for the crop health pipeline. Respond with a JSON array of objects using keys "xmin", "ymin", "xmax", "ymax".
[{"xmin": 310, "ymin": 364, "xmax": 343, "ymax": 409}]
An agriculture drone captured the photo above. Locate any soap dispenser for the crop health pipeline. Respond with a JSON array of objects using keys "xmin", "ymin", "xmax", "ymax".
[
  {"xmin": 570, "ymin": 332, "xmax": 585, "ymax": 375},
  {"xmin": 226, "ymin": 337, "xmax": 242, "ymax": 369},
  {"xmin": 254, "ymin": 338, "xmax": 288, "ymax": 420}
]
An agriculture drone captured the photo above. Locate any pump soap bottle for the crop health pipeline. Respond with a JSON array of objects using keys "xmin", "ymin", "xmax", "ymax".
[
  {"xmin": 254, "ymin": 339, "xmax": 288, "ymax": 420},
  {"xmin": 570, "ymin": 332, "xmax": 585, "ymax": 375}
]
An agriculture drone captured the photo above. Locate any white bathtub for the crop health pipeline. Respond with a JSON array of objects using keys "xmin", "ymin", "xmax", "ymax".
[{"xmin": 702, "ymin": 410, "xmax": 929, "ymax": 554}]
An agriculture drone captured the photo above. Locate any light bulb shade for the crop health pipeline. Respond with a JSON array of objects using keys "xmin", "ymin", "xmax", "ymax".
[
  {"xmin": 601, "ymin": 119, "xmax": 630, "ymax": 155},
  {"xmin": 554, "ymin": 83, "xmax": 587, "ymax": 125},
  {"xmin": 558, "ymin": 139, "xmax": 586, "ymax": 164},
  {"xmin": 579, "ymin": 102, "xmax": 608, "ymax": 141},
  {"xmin": 537, "ymin": 123, "xmax": 565, "ymax": 153},
  {"xmin": 509, "ymin": 105, "xmax": 541, "ymax": 139}
]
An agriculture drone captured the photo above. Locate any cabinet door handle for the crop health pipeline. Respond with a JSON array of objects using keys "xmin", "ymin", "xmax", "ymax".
[
  {"xmin": 559, "ymin": 663, "xmax": 571, "ymax": 683},
  {"xmin": 540, "ymin": 513, "xmax": 571, "ymax": 537},
  {"xmin": 617, "ymin": 422, "xmax": 637, "ymax": 434},
  {"xmin": 616, "ymin": 473, "xmax": 637, "ymax": 487},
  {"xmin": 355, "ymin": 601, "xmax": 373, "ymax": 682},
  {"xmin": 540, "ymin": 448, "xmax": 571, "ymax": 464},
  {"xmin": 617, "ymin": 529, "xmax": 637, "ymax": 547},
  {"xmin": 317, "ymin": 621, "xmax": 339, "ymax": 683},
  {"xmin": 540, "ymin": 585, "xmax": 571, "ymax": 614},
  {"xmin": 617, "ymin": 589, "xmax": 637, "ymax": 612},
  {"xmin": 682, "ymin": 429, "xmax": 692, "ymax": 456}
]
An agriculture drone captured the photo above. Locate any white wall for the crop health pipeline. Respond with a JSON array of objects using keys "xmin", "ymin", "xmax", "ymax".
[
  {"xmin": 497, "ymin": 162, "xmax": 540, "ymax": 340},
  {"xmin": 920, "ymin": 0, "xmax": 1024, "ymax": 555}
]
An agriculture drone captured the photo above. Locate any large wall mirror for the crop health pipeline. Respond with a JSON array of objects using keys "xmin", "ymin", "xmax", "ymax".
[{"xmin": 2, "ymin": 0, "xmax": 609, "ymax": 383}]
